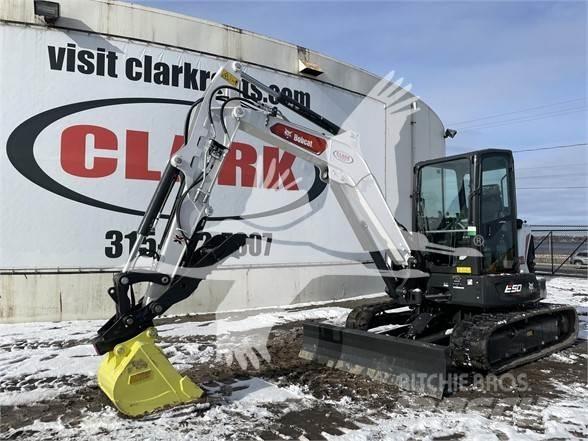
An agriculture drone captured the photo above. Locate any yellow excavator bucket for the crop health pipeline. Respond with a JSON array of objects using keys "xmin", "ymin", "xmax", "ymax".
[{"xmin": 97, "ymin": 327, "xmax": 205, "ymax": 417}]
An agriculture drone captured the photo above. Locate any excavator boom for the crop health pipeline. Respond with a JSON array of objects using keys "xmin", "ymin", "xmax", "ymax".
[{"xmin": 92, "ymin": 61, "xmax": 419, "ymax": 416}]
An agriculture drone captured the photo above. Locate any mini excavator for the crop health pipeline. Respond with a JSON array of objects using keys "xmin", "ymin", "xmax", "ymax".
[{"xmin": 91, "ymin": 61, "xmax": 578, "ymax": 416}]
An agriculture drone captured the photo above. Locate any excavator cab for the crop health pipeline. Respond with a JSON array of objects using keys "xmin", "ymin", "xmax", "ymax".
[
  {"xmin": 302, "ymin": 148, "xmax": 576, "ymax": 397},
  {"xmin": 413, "ymin": 149, "xmax": 540, "ymax": 307},
  {"xmin": 414, "ymin": 149, "xmax": 518, "ymax": 275}
]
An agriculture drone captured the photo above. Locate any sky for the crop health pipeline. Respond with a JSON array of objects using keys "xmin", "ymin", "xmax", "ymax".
[{"xmin": 138, "ymin": 0, "xmax": 587, "ymax": 225}]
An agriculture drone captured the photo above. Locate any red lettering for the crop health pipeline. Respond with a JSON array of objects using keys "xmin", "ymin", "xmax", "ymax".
[
  {"xmin": 60, "ymin": 126, "xmax": 300, "ymax": 191},
  {"xmin": 61, "ymin": 125, "xmax": 117, "ymax": 178},
  {"xmin": 125, "ymin": 130, "xmax": 161, "ymax": 181},
  {"xmin": 263, "ymin": 146, "xmax": 299, "ymax": 190},
  {"xmin": 170, "ymin": 135, "xmax": 184, "ymax": 157},
  {"xmin": 218, "ymin": 142, "xmax": 257, "ymax": 187}
]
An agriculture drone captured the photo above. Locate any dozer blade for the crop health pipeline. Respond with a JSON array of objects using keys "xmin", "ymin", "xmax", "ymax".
[
  {"xmin": 97, "ymin": 327, "xmax": 204, "ymax": 417},
  {"xmin": 300, "ymin": 322, "xmax": 449, "ymax": 398}
]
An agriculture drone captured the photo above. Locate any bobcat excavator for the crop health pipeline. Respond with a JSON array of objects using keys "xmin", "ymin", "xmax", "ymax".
[{"xmin": 91, "ymin": 61, "xmax": 578, "ymax": 416}]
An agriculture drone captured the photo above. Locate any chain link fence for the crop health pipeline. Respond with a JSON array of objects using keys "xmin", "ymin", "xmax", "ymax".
[{"xmin": 531, "ymin": 225, "xmax": 588, "ymax": 278}]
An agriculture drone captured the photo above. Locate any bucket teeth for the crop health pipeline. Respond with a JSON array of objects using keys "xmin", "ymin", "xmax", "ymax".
[{"xmin": 97, "ymin": 327, "xmax": 204, "ymax": 417}]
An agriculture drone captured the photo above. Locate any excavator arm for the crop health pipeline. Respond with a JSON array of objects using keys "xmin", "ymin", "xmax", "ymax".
[{"xmin": 92, "ymin": 61, "xmax": 417, "ymax": 416}]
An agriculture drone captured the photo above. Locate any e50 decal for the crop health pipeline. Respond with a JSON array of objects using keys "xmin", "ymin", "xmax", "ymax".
[{"xmin": 504, "ymin": 283, "xmax": 523, "ymax": 294}]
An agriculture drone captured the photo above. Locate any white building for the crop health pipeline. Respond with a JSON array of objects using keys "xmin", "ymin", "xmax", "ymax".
[{"xmin": 0, "ymin": 0, "xmax": 445, "ymax": 322}]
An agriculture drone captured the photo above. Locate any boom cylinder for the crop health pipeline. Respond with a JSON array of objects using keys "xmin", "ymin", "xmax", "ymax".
[{"xmin": 137, "ymin": 163, "xmax": 180, "ymax": 236}]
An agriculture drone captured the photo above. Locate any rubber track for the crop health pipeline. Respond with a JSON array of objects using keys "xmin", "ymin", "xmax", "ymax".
[
  {"xmin": 345, "ymin": 301, "xmax": 405, "ymax": 330},
  {"xmin": 449, "ymin": 303, "xmax": 578, "ymax": 373}
]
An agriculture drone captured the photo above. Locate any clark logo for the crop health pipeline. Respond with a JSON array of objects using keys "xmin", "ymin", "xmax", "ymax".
[
  {"xmin": 6, "ymin": 98, "xmax": 326, "ymax": 219},
  {"xmin": 333, "ymin": 150, "xmax": 354, "ymax": 164},
  {"xmin": 59, "ymin": 125, "xmax": 299, "ymax": 189}
]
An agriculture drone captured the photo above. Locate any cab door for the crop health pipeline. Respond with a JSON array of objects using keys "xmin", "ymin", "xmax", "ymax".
[
  {"xmin": 476, "ymin": 151, "xmax": 518, "ymax": 274},
  {"xmin": 414, "ymin": 156, "xmax": 473, "ymax": 274}
]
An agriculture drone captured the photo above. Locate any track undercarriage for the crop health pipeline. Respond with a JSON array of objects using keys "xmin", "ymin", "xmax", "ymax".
[{"xmin": 300, "ymin": 298, "xmax": 579, "ymax": 397}]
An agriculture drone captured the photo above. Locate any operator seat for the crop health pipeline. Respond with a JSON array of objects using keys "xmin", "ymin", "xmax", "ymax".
[{"xmin": 481, "ymin": 185, "xmax": 503, "ymax": 223}]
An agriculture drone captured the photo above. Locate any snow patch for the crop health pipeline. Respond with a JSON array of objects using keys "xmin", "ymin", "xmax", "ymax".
[
  {"xmin": 0, "ymin": 387, "xmax": 76, "ymax": 406},
  {"xmin": 157, "ymin": 306, "xmax": 350, "ymax": 337},
  {"xmin": 0, "ymin": 343, "xmax": 99, "ymax": 381},
  {"xmin": 544, "ymin": 277, "xmax": 588, "ymax": 306},
  {"xmin": 228, "ymin": 377, "xmax": 309, "ymax": 403}
]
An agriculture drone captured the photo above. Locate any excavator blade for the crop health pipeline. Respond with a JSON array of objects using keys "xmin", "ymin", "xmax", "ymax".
[
  {"xmin": 97, "ymin": 327, "xmax": 205, "ymax": 417},
  {"xmin": 300, "ymin": 322, "xmax": 449, "ymax": 398}
]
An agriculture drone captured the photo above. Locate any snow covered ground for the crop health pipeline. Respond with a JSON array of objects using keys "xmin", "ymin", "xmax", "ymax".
[{"xmin": 0, "ymin": 277, "xmax": 586, "ymax": 440}]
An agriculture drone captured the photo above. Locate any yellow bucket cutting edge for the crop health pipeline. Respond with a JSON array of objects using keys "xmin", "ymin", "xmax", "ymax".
[{"xmin": 97, "ymin": 327, "xmax": 205, "ymax": 417}]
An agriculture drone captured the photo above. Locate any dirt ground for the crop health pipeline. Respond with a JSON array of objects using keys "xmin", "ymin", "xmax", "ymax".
[{"xmin": 2, "ymin": 309, "xmax": 587, "ymax": 440}]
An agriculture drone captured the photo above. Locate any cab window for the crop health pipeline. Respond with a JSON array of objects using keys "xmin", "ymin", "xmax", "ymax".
[
  {"xmin": 417, "ymin": 158, "xmax": 471, "ymax": 265},
  {"xmin": 481, "ymin": 155, "xmax": 515, "ymax": 272}
]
